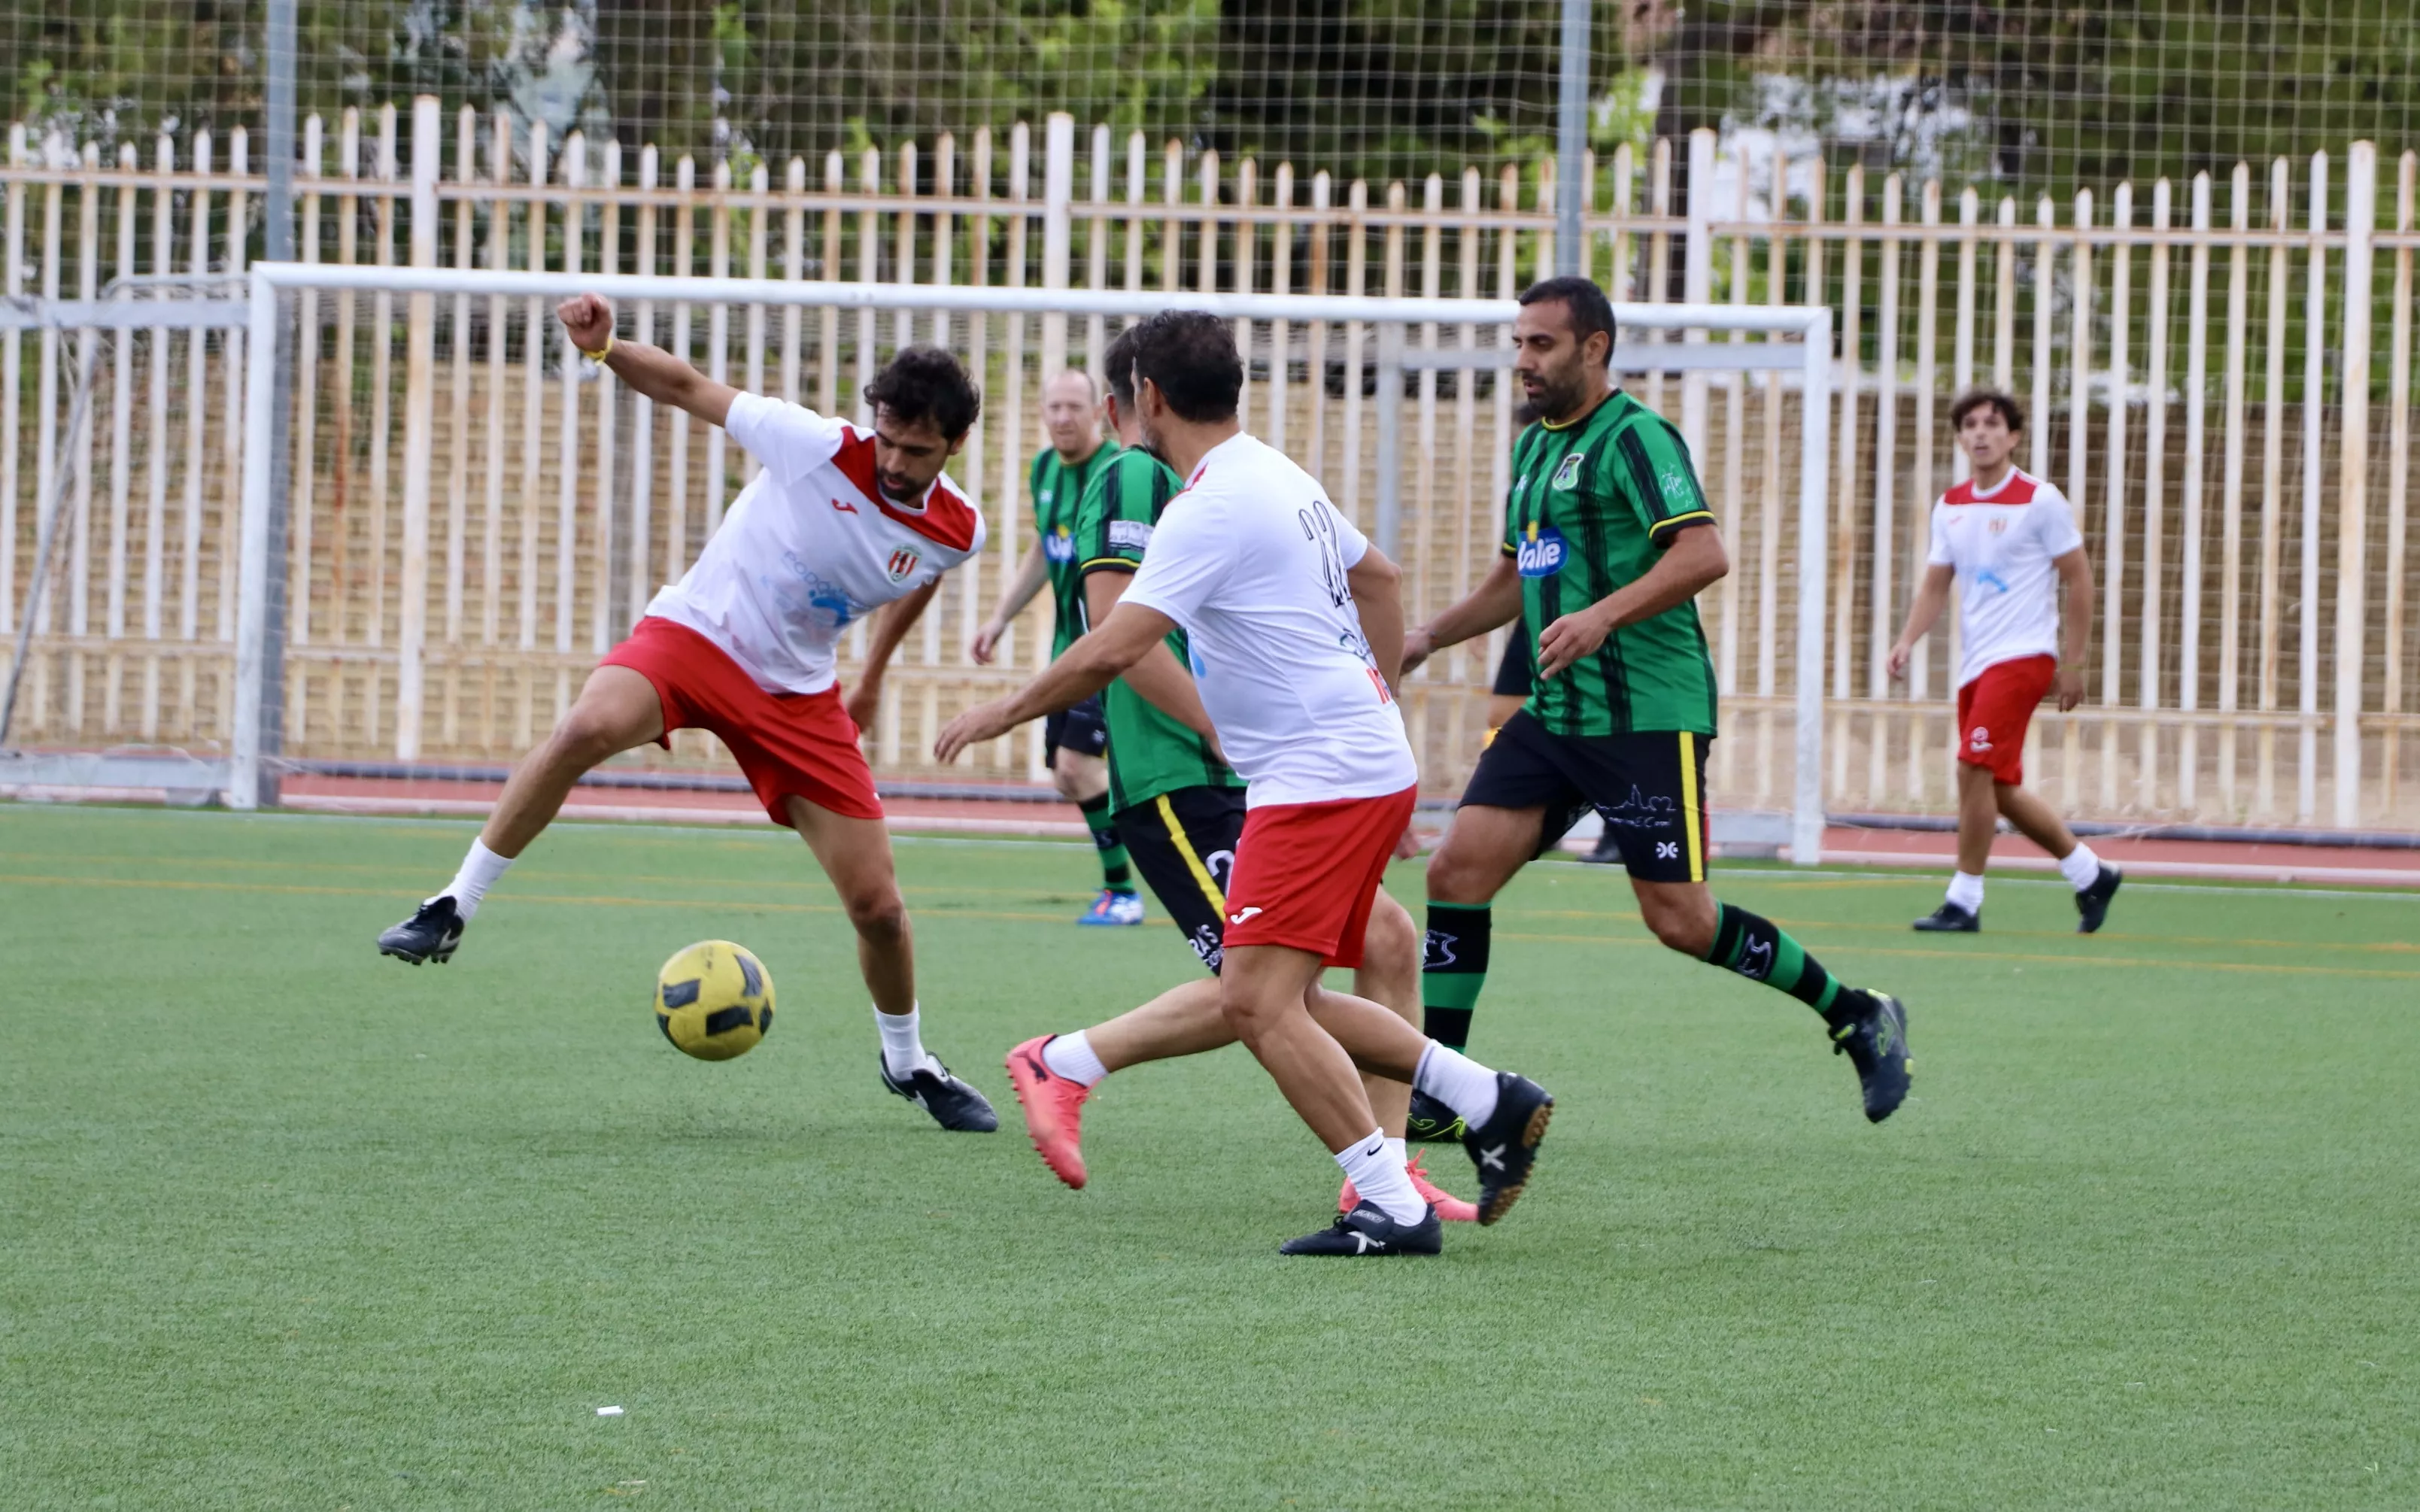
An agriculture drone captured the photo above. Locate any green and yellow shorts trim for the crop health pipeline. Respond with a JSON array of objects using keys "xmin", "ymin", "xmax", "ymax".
[
  {"xmin": 1456, "ymin": 711, "xmax": 1712, "ymax": 884},
  {"xmin": 1113, "ymin": 784, "xmax": 1246, "ymax": 973}
]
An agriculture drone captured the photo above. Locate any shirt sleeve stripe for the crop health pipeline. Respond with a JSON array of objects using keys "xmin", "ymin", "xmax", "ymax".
[{"xmin": 1079, "ymin": 556, "xmax": 1139, "ymax": 574}]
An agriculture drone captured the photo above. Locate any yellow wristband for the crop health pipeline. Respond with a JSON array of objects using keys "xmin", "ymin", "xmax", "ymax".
[{"xmin": 578, "ymin": 333, "xmax": 614, "ymax": 363}]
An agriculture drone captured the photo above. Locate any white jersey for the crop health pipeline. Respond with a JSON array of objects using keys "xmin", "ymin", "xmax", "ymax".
[
  {"xmin": 645, "ymin": 393, "xmax": 985, "ymax": 695},
  {"xmin": 1925, "ymin": 466, "xmax": 2084, "ymax": 687},
  {"xmin": 1121, "ymin": 432, "xmax": 1418, "ymax": 807}
]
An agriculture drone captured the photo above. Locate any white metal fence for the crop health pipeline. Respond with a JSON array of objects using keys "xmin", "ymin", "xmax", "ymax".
[{"xmin": 3, "ymin": 103, "xmax": 2417, "ymax": 832}]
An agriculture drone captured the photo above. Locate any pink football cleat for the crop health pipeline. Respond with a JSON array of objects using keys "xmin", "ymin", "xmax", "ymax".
[{"xmin": 1006, "ymin": 1035, "xmax": 1093, "ymax": 1190}]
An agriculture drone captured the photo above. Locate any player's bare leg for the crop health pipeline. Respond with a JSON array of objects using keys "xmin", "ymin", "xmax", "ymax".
[
  {"xmin": 1056, "ymin": 745, "xmax": 1143, "ymax": 927},
  {"xmin": 1996, "ymin": 779, "xmax": 2122, "ymax": 932},
  {"xmin": 377, "ymin": 665, "xmax": 664, "ymax": 964},
  {"xmin": 786, "ymin": 795, "xmax": 997, "ymax": 1131},
  {"xmin": 1996, "ymin": 780, "xmax": 2079, "ymax": 858}
]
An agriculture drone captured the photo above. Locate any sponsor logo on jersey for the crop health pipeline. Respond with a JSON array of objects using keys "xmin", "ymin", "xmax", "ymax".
[
  {"xmin": 1107, "ymin": 519, "xmax": 1153, "ymax": 551},
  {"xmin": 1974, "ymin": 568, "xmax": 2012, "ymax": 596},
  {"xmin": 886, "ymin": 547, "xmax": 922, "ymax": 582},
  {"xmin": 1659, "ymin": 463, "xmax": 1697, "ymax": 510},
  {"xmin": 1550, "ymin": 454, "xmax": 1585, "ymax": 492},
  {"xmin": 1042, "ymin": 527, "xmax": 1076, "ymax": 564},
  {"xmin": 1516, "ymin": 524, "xmax": 1568, "ymax": 578}
]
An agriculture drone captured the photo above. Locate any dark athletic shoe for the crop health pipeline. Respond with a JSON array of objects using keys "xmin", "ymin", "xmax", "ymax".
[
  {"xmin": 1826, "ymin": 991, "xmax": 1911, "ymax": 1124},
  {"xmin": 1405, "ymin": 1088, "xmax": 1466, "ymax": 1143},
  {"xmin": 2074, "ymin": 864, "xmax": 2123, "ymax": 934},
  {"xmin": 1579, "ymin": 827, "xmax": 1626, "ymax": 865},
  {"xmin": 878, "ymin": 1055, "xmax": 1000, "ymax": 1132},
  {"xmin": 1279, "ymin": 1201, "xmax": 1442, "ymax": 1257},
  {"xmin": 1911, "ymin": 901, "xmax": 1981, "ymax": 933},
  {"xmin": 377, "ymin": 896, "xmax": 465, "ymax": 964},
  {"xmin": 1461, "ymin": 1073, "xmax": 1554, "ymax": 1225}
]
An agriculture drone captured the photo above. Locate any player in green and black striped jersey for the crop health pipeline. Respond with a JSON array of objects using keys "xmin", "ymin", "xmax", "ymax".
[
  {"xmin": 973, "ymin": 369, "xmax": 1140, "ymax": 925},
  {"xmin": 1402, "ymin": 276, "xmax": 1913, "ymax": 1127}
]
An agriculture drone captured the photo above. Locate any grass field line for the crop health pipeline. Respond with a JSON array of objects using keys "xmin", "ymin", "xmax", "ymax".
[{"xmin": 11, "ymin": 867, "xmax": 2416, "ymax": 982}]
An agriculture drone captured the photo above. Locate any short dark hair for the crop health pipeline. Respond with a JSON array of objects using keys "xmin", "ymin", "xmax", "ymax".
[
  {"xmin": 1103, "ymin": 323, "xmax": 1143, "ymax": 407},
  {"xmin": 864, "ymin": 345, "xmax": 982, "ymax": 439},
  {"xmin": 1128, "ymin": 310, "xmax": 1242, "ymax": 423},
  {"xmin": 1517, "ymin": 276, "xmax": 1617, "ymax": 365},
  {"xmin": 1950, "ymin": 387, "xmax": 2024, "ymax": 433}
]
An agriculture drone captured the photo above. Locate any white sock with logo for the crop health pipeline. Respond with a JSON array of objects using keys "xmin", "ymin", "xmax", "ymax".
[
  {"xmin": 1040, "ymin": 1030, "xmax": 1108, "ymax": 1088},
  {"xmin": 1334, "ymin": 1129, "xmax": 1428, "ymax": 1226},
  {"xmin": 2058, "ymin": 843, "xmax": 2103, "ymax": 891},
  {"xmin": 1413, "ymin": 1042, "xmax": 1501, "ymax": 1131},
  {"xmin": 875, "ymin": 1003, "xmax": 939, "ymax": 1079},
  {"xmin": 1946, "ymin": 870, "xmax": 1986, "ymax": 914},
  {"xmin": 436, "ymin": 839, "xmax": 513, "ymax": 921}
]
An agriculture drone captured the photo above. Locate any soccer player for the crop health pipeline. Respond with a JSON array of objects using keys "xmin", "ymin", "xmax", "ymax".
[
  {"xmin": 1403, "ymin": 276, "xmax": 1913, "ymax": 1123},
  {"xmin": 375, "ymin": 293, "xmax": 1000, "ymax": 1134},
  {"xmin": 993, "ymin": 323, "xmax": 1475, "ymax": 1222},
  {"xmin": 937, "ymin": 311, "xmax": 1553, "ymax": 1256},
  {"xmin": 971, "ymin": 369, "xmax": 1143, "ymax": 927},
  {"xmin": 1887, "ymin": 387, "xmax": 2123, "ymax": 934}
]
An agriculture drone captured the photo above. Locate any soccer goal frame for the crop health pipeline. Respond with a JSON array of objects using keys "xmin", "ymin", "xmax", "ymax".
[{"xmin": 225, "ymin": 264, "xmax": 1832, "ymax": 860}]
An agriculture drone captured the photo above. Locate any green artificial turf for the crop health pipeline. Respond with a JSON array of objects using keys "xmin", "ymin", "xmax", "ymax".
[{"xmin": 3, "ymin": 803, "xmax": 2415, "ymax": 1509}]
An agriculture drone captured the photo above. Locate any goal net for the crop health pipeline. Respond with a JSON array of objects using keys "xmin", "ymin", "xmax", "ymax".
[{"xmin": 8, "ymin": 266, "xmax": 1835, "ymax": 860}]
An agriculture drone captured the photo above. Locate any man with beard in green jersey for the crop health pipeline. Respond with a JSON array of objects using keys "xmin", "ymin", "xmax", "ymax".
[
  {"xmin": 1402, "ymin": 277, "xmax": 1914, "ymax": 1126},
  {"xmin": 973, "ymin": 368, "xmax": 1143, "ymax": 925}
]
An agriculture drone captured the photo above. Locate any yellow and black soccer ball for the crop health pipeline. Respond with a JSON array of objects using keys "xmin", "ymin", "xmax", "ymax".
[{"xmin": 654, "ymin": 940, "xmax": 774, "ymax": 1061}]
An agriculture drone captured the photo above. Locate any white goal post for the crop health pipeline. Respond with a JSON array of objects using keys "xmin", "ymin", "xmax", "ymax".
[{"xmin": 229, "ymin": 264, "xmax": 1832, "ymax": 859}]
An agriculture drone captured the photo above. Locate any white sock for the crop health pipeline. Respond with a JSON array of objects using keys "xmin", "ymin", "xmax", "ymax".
[
  {"xmin": 2058, "ymin": 843, "xmax": 2103, "ymax": 891},
  {"xmin": 1040, "ymin": 1030, "xmax": 1108, "ymax": 1088},
  {"xmin": 1946, "ymin": 870, "xmax": 1986, "ymax": 913},
  {"xmin": 1384, "ymin": 1136, "xmax": 1407, "ymax": 1166},
  {"xmin": 875, "ymin": 1003, "xmax": 938, "ymax": 1079},
  {"xmin": 1413, "ymin": 1042, "xmax": 1500, "ymax": 1131},
  {"xmin": 436, "ymin": 839, "xmax": 513, "ymax": 921},
  {"xmin": 1334, "ymin": 1128, "xmax": 1428, "ymax": 1225}
]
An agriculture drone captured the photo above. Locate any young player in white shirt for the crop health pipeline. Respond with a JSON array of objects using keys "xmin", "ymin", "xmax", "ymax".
[
  {"xmin": 1887, "ymin": 387, "xmax": 2124, "ymax": 934},
  {"xmin": 376, "ymin": 293, "xmax": 1001, "ymax": 1131},
  {"xmin": 934, "ymin": 312, "xmax": 1554, "ymax": 1256}
]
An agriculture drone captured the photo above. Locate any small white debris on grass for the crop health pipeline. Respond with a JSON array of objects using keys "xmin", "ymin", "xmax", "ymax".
[{"xmin": 597, "ymin": 1406, "xmax": 624, "ymax": 1416}]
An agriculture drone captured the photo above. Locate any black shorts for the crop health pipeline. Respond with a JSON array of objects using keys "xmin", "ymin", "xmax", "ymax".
[
  {"xmin": 1116, "ymin": 784, "xmax": 1246, "ymax": 974},
  {"xmin": 1458, "ymin": 711, "xmax": 1711, "ymax": 883},
  {"xmin": 1043, "ymin": 695, "xmax": 1109, "ymax": 764},
  {"xmin": 1492, "ymin": 633, "xmax": 1534, "ymax": 698}
]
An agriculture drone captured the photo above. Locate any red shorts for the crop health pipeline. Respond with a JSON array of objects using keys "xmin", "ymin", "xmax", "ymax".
[
  {"xmin": 601, "ymin": 616, "xmax": 884, "ymax": 824},
  {"xmin": 1955, "ymin": 654, "xmax": 2057, "ymax": 785},
  {"xmin": 1222, "ymin": 785, "xmax": 1420, "ymax": 968}
]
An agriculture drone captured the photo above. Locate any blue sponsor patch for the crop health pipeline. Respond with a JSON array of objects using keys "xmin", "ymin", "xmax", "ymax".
[
  {"xmin": 1042, "ymin": 527, "xmax": 1076, "ymax": 563},
  {"xmin": 1516, "ymin": 525, "xmax": 1568, "ymax": 578}
]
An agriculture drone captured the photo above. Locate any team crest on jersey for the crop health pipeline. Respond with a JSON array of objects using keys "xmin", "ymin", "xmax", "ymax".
[
  {"xmin": 885, "ymin": 546, "xmax": 922, "ymax": 582},
  {"xmin": 1988, "ymin": 516, "xmax": 2010, "ymax": 535},
  {"xmin": 1042, "ymin": 527, "xmax": 1076, "ymax": 563},
  {"xmin": 1550, "ymin": 454, "xmax": 1585, "ymax": 492},
  {"xmin": 1517, "ymin": 524, "xmax": 1568, "ymax": 578}
]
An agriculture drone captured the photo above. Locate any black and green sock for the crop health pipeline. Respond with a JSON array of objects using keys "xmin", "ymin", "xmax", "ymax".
[
  {"xmin": 1078, "ymin": 793, "xmax": 1136, "ymax": 894},
  {"xmin": 1704, "ymin": 902, "xmax": 1870, "ymax": 1022},
  {"xmin": 1421, "ymin": 901, "xmax": 1493, "ymax": 1050}
]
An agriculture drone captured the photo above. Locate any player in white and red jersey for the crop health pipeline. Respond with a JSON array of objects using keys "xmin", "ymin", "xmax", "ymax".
[
  {"xmin": 376, "ymin": 293, "xmax": 1000, "ymax": 1132},
  {"xmin": 935, "ymin": 312, "xmax": 1555, "ymax": 1256},
  {"xmin": 1887, "ymin": 387, "xmax": 2123, "ymax": 934}
]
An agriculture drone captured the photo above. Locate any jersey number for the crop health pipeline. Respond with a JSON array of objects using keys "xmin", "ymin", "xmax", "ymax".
[{"xmin": 1298, "ymin": 503, "xmax": 1350, "ymax": 608}]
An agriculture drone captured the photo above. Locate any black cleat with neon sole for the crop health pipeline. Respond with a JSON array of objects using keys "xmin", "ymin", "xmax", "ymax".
[
  {"xmin": 1461, "ymin": 1072, "xmax": 1554, "ymax": 1225},
  {"xmin": 1404, "ymin": 1088, "xmax": 1466, "ymax": 1143},
  {"xmin": 879, "ymin": 1055, "xmax": 1000, "ymax": 1132},
  {"xmin": 1826, "ymin": 990, "xmax": 1911, "ymax": 1122},
  {"xmin": 378, "ymin": 896, "xmax": 465, "ymax": 965}
]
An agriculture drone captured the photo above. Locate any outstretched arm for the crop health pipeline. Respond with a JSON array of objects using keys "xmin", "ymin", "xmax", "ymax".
[
  {"xmin": 934, "ymin": 600, "xmax": 1177, "ymax": 763},
  {"xmin": 558, "ymin": 294, "xmax": 739, "ymax": 427},
  {"xmin": 972, "ymin": 539, "xmax": 1050, "ymax": 664},
  {"xmin": 1403, "ymin": 554, "xmax": 1523, "ymax": 676},
  {"xmin": 1537, "ymin": 522, "xmax": 1729, "ymax": 679},
  {"xmin": 845, "ymin": 578, "xmax": 940, "ymax": 733}
]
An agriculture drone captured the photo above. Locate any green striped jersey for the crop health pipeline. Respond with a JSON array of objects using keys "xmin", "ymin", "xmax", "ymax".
[
  {"xmin": 1028, "ymin": 439, "xmax": 1120, "ymax": 658},
  {"xmin": 1501, "ymin": 390, "xmax": 1720, "ymax": 736}
]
